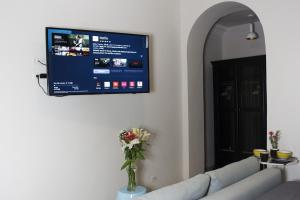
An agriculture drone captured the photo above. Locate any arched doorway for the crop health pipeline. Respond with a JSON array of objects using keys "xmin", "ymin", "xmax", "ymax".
[
  {"xmin": 185, "ymin": 1, "xmax": 266, "ymax": 176},
  {"xmin": 204, "ymin": 9, "xmax": 266, "ymax": 170}
]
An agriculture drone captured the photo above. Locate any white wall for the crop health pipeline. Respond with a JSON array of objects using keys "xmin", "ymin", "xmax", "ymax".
[
  {"xmin": 181, "ymin": 0, "xmax": 300, "ymax": 180},
  {"xmin": 222, "ymin": 21, "xmax": 266, "ymax": 59},
  {"xmin": 0, "ymin": 0, "xmax": 182, "ymax": 199}
]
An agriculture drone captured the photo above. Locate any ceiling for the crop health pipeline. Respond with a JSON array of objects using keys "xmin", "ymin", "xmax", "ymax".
[{"xmin": 217, "ymin": 10, "xmax": 259, "ymax": 28}]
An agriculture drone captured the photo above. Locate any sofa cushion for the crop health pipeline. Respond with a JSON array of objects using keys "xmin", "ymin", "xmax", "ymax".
[
  {"xmin": 205, "ymin": 156, "xmax": 260, "ymax": 194},
  {"xmin": 134, "ymin": 174, "xmax": 210, "ymax": 200},
  {"xmin": 256, "ymin": 181, "xmax": 300, "ymax": 200},
  {"xmin": 201, "ymin": 168, "xmax": 282, "ymax": 200}
]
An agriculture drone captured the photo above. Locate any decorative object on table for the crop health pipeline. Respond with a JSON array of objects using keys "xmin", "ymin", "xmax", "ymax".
[
  {"xmin": 261, "ymin": 156, "xmax": 298, "ymax": 166},
  {"xmin": 268, "ymin": 130, "xmax": 281, "ymax": 158},
  {"xmin": 116, "ymin": 186, "xmax": 146, "ymax": 200},
  {"xmin": 119, "ymin": 128, "xmax": 151, "ymax": 192},
  {"xmin": 277, "ymin": 150, "xmax": 293, "ymax": 159},
  {"xmin": 253, "ymin": 149, "xmax": 267, "ymax": 158},
  {"xmin": 271, "ymin": 157, "xmax": 297, "ymax": 164},
  {"xmin": 260, "ymin": 151, "xmax": 269, "ymax": 162},
  {"xmin": 270, "ymin": 149, "xmax": 279, "ymax": 159}
]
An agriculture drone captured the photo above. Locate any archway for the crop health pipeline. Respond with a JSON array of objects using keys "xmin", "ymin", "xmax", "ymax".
[{"xmin": 185, "ymin": 1, "xmax": 266, "ymax": 177}]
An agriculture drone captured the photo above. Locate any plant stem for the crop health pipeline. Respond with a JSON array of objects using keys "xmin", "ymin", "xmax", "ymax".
[{"xmin": 127, "ymin": 162, "xmax": 136, "ymax": 191}]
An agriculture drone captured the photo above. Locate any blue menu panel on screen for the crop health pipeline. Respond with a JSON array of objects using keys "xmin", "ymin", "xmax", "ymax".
[{"xmin": 46, "ymin": 27, "xmax": 149, "ymax": 96}]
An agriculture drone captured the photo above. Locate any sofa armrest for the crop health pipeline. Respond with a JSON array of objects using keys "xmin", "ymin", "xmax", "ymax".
[
  {"xmin": 134, "ymin": 174, "xmax": 210, "ymax": 200},
  {"xmin": 201, "ymin": 168, "xmax": 282, "ymax": 200}
]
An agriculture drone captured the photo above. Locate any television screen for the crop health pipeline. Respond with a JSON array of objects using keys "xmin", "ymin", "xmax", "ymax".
[{"xmin": 46, "ymin": 27, "xmax": 149, "ymax": 96}]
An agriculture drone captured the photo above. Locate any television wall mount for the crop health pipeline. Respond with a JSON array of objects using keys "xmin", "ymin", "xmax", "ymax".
[{"xmin": 35, "ymin": 58, "xmax": 49, "ymax": 96}]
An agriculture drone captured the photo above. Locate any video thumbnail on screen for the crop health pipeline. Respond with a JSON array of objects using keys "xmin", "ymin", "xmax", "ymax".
[
  {"xmin": 51, "ymin": 33, "xmax": 90, "ymax": 56},
  {"xmin": 94, "ymin": 58, "xmax": 111, "ymax": 67},
  {"xmin": 112, "ymin": 58, "xmax": 127, "ymax": 67}
]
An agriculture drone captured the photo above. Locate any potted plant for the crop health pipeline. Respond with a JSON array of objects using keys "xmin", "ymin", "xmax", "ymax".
[
  {"xmin": 268, "ymin": 130, "xmax": 280, "ymax": 158},
  {"xmin": 119, "ymin": 128, "xmax": 151, "ymax": 191}
]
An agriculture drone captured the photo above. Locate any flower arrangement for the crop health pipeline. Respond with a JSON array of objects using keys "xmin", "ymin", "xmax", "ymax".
[
  {"xmin": 119, "ymin": 128, "xmax": 151, "ymax": 191},
  {"xmin": 268, "ymin": 130, "xmax": 281, "ymax": 149}
]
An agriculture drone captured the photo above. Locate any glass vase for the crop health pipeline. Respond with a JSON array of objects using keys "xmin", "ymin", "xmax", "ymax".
[{"xmin": 127, "ymin": 163, "xmax": 136, "ymax": 192}]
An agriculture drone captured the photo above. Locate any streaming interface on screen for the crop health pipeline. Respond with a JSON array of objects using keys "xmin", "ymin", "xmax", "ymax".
[{"xmin": 46, "ymin": 28, "xmax": 149, "ymax": 95}]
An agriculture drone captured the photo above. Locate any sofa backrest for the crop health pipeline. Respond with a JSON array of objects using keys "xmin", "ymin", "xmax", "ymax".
[
  {"xmin": 134, "ymin": 173, "xmax": 210, "ymax": 200},
  {"xmin": 201, "ymin": 168, "xmax": 282, "ymax": 200},
  {"xmin": 205, "ymin": 156, "xmax": 260, "ymax": 194}
]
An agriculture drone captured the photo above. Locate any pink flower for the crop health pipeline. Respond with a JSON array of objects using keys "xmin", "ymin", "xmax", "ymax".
[{"xmin": 268, "ymin": 131, "xmax": 274, "ymax": 136}]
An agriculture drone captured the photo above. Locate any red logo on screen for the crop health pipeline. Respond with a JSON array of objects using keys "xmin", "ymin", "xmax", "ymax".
[{"xmin": 113, "ymin": 81, "xmax": 119, "ymax": 88}]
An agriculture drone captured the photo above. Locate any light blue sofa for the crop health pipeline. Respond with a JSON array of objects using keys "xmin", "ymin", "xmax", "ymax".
[{"xmin": 135, "ymin": 157, "xmax": 283, "ymax": 200}]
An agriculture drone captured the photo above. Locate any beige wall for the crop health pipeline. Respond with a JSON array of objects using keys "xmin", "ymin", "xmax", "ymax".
[
  {"xmin": 0, "ymin": 0, "xmax": 182, "ymax": 199},
  {"xmin": 180, "ymin": 0, "xmax": 300, "ymax": 180}
]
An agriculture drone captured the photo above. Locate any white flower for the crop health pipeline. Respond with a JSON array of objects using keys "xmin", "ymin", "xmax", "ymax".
[
  {"xmin": 128, "ymin": 139, "xmax": 140, "ymax": 149},
  {"xmin": 121, "ymin": 146, "xmax": 126, "ymax": 152},
  {"xmin": 131, "ymin": 138, "xmax": 140, "ymax": 145},
  {"xmin": 141, "ymin": 131, "xmax": 151, "ymax": 141},
  {"xmin": 121, "ymin": 139, "xmax": 140, "ymax": 151}
]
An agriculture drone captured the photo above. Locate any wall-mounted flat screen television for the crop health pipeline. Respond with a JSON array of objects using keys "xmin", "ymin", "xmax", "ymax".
[{"xmin": 46, "ymin": 27, "xmax": 149, "ymax": 96}]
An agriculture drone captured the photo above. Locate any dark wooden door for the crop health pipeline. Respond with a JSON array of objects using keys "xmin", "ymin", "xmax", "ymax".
[{"xmin": 212, "ymin": 55, "xmax": 266, "ymax": 168}]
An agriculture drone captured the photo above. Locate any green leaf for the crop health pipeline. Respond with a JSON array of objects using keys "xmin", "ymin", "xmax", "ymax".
[
  {"xmin": 137, "ymin": 151, "xmax": 145, "ymax": 160},
  {"xmin": 133, "ymin": 150, "xmax": 138, "ymax": 160},
  {"xmin": 125, "ymin": 149, "xmax": 132, "ymax": 160},
  {"xmin": 121, "ymin": 160, "xmax": 131, "ymax": 170}
]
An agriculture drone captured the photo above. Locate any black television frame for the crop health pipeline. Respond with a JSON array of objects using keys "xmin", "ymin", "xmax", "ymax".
[{"xmin": 45, "ymin": 27, "xmax": 150, "ymax": 96}]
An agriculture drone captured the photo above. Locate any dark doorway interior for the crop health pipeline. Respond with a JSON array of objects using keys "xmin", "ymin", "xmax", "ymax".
[{"xmin": 212, "ymin": 55, "xmax": 266, "ymax": 168}]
